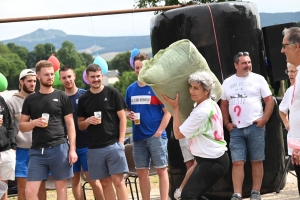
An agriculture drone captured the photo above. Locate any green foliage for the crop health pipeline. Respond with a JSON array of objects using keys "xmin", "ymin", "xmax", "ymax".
[
  {"xmin": 0, "ymin": 43, "xmax": 26, "ymax": 90},
  {"xmin": 135, "ymin": 0, "xmax": 236, "ymax": 8},
  {"xmin": 7, "ymin": 43, "xmax": 29, "ymax": 63},
  {"xmin": 26, "ymin": 43, "xmax": 56, "ymax": 69},
  {"xmin": 108, "ymin": 51, "xmax": 132, "ymax": 75},
  {"xmin": 57, "ymin": 41, "xmax": 85, "ymax": 69},
  {"xmin": 113, "ymin": 71, "xmax": 137, "ymax": 98},
  {"xmin": 80, "ymin": 52, "xmax": 94, "ymax": 67}
]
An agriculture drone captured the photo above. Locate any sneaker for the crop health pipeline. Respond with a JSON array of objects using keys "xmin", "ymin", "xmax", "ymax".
[
  {"xmin": 250, "ymin": 191, "xmax": 261, "ymax": 200},
  {"xmin": 231, "ymin": 194, "xmax": 242, "ymax": 200},
  {"xmin": 174, "ymin": 188, "xmax": 181, "ymax": 200}
]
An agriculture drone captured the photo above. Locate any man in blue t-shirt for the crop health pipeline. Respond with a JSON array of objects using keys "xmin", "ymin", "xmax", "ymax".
[
  {"xmin": 125, "ymin": 53, "xmax": 171, "ymax": 200},
  {"xmin": 59, "ymin": 65, "xmax": 104, "ymax": 200}
]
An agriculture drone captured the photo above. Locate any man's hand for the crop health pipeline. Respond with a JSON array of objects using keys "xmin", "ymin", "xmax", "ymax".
[
  {"xmin": 225, "ymin": 122, "xmax": 236, "ymax": 131},
  {"xmin": 68, "ymin": 150, "xmax": 78, "ymax": 165},
  {"xmin": 292, "ymin": 149, "xmax": 300, "ymax": 165},
  {"xmin": 86, "ymin": 116, "xmax": 101, "ymax": 125},
  {"xmin": 254, "ymin": 117, "xmax": 268, "ymax": 128}
]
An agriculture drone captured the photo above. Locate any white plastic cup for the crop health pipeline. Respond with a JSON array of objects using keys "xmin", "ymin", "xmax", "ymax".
[
  {"xmin": 0, "ymin": 181, "xmax": 8, "ymax": 198},
  {"xmin": 134, "ymin": 113, "xmax": 140, "ymax": 125},
  {"xmin": 94, "ymin": 111, "xmax": 102, "ymax": 124},
  {"xmin": 42, "ymin": 113, "xmax": 50, "ymax": 127}
]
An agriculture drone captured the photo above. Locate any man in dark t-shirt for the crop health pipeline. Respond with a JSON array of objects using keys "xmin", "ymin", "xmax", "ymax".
[
  {"xmin": 59, "ymin": 65, "xmax": 104, "ymax": 200},
  {"xmin": 20, "ymin": 60, "xmax": 77, "ymax": 200},
  {"xmin": 77, "ymin": 63, "xmax": 128, "ymax": 200}
]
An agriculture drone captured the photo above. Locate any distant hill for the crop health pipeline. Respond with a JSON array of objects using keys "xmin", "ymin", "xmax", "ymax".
[{"xmin": 1, "ymin": 12, "xmax": 299, "ymax": 60}]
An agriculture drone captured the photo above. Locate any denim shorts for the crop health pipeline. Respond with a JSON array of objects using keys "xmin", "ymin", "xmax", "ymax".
[
  {"xmin": 15, "ymin": 148, "xmax": 29, "ymax": 178},
  {"xmin": 88, "ymin": 142, "xmax": 128, "ymax": 180},
  {"xmin": 229, "ymin": 124, "xmax": 266, "ymax": 162},
  {"xmin": 27, "ymin": 143, "xmax": 73, "ymax": 181},
  {"xmin": 133, "ymin": 135, "xmax": 168, "ymax": 169},
  {"xmin": 73, "ymin": 147, "xmax": 88, "ymax": 173}
]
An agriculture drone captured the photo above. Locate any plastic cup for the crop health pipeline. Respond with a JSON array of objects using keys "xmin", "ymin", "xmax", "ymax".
[
  {"xmin": 94, "ymin": 111, "xmax": 102, "ymax": 124},
  {"xmin": 42, "ymin": 113, "xmax": 49, "ymax": 127},
  {"xmin": 0, "ymin": 114, "xmax": 3, "ymax": 126},
  {"xmin": 0, "ymin": 181, "xmax": 8, "ymax": 198},
  {"xmin": 134, "ymin": 113, "xmax": 140, "ymax": 125}
]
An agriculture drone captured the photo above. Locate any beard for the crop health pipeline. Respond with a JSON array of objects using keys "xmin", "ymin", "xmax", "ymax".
[
  {"xmin": 23, "ymin": 84, "xmax": 35, "ymax": 94},
  {"xmin": 40, "ymin": 79, "xmax": 53, "ymax": 87}
]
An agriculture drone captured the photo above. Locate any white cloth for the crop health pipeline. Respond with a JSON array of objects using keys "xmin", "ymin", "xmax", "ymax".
[
  {"xmin": 287, "ymin": 65, "xmax": 300, "ymax": 155},
  {"xmin": 179, "ymin": 99, "xmax": 227, "ymax": 159},
  {"xmin": 221, "ymin": 72, "xmax": 272, "ymax": 128},
  {"xmin": 279, "ymin": 86, "xmax": 293, "ymax": 114}
]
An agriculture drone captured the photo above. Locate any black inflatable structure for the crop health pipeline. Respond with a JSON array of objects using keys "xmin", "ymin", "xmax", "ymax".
[{"xmin": 150, "ymin": 2, "xmax": 286, "ymax": 199}]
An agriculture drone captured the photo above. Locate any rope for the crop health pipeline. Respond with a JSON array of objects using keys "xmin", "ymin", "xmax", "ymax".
[
  {"xmin": 206, "ymin": 5, "xmax": 224, "ymax": 82},
  {"xmin": 90, "ymin": 12, "xmax": 98, "ymax": 54},
  {"xmin": 47, "ymin": 16, "xmax": 52, "ymax": 54},
  {"xmin": 131, "ymin": 8, "xmax": 136, "ymax": 48}
]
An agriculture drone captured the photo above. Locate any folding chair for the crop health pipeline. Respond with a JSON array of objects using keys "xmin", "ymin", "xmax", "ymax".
[
  {"xmin": 276, "ymin": 156, "xmax": 297, "ymax": 193},
  {"xmin": 124, "ymin": 144, "xmax": 157, "ymax": 200}
]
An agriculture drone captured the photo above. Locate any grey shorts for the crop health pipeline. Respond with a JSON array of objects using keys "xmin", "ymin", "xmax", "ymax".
[
  {"xmin": 27, "ymin": 143, "xmax": 73, "ymax": 181},
  {"xmin": 88, "ymin": 142, "xmax": 128, "ymax": 180}
]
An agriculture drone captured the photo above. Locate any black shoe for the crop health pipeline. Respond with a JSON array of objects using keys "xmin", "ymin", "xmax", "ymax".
[{"xmin": 200, "ymin": 196, "xmax": 209, "ymax": 200}]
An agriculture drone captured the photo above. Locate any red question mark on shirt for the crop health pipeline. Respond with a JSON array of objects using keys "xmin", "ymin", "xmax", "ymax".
[{"xmin": 234, "ymin": 105, "xmax": 241, "ymax": 124}]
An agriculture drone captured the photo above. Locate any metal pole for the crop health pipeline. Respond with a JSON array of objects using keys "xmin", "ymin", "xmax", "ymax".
[{"xmin": 0, "ymin": 5, "xmax": 184, "ymax": 24}]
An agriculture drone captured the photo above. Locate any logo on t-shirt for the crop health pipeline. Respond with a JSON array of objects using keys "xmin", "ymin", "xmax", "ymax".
[
  {"xmin": 76, "ymin": 99, "xmax": 78, "ymax": 104},
  {"xmin": 131, "ymin": 96, "xmax": 151, "ymax": 105},
  {"xmin": 53, "ymin": 99, "xmax": 59, "ymax": 102},
  {"xmin": 148, "ymin": 91, "xmax": 151, "ymax": 94},
  {"xmin": 104, "ymin": 98, "xmax": 108, "ymax": 101}
]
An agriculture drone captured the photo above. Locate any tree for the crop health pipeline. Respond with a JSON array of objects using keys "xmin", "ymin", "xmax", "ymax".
[
  {"xmin": 7, "ymin": 43, "xmax": 29, "ymax": 63},
  {"xmin": 0, "ymin": 43, "xmax": 26, "ymax": 90},
  {"xmin": 135, "ymin": 0, "xmax": 236, "ymax": 8},
  {"xmin": 26, "ymin": 43, "xmax": 56, "ymax": 68},
  {"xmin": 57, "ymin": 41, "xmax": 85, "ymax": 69},
  {"xmin": 108, "ymin": 51, "xmax": 132, "ymax": 75},
  {"xmin": 113, "ymin": 71, "xmax": 137, "ymax": 97},
  {"xmin": 80, "ymin": 52, "xmax": 94, "ymax": 66}
]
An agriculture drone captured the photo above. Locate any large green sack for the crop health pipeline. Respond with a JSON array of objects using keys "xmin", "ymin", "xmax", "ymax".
[{"xmin": 138, "ymin": 39, "xmax": 223, "ymax": 123}]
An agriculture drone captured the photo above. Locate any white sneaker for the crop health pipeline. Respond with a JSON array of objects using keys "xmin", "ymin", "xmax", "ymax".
[{"xmin": 174, "ymin": 188, "xmax": 181, "ymax": 200}]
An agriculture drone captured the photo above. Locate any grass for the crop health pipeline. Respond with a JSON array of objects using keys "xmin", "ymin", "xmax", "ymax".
[{"xmin": 8, "ymin": 175, "xmax": 160, "ymax": 200}]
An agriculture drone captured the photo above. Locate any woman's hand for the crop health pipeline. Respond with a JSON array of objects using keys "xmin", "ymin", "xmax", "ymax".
[{"xmin": 162, "ymin": 93, "xmax": 179, "ymax": 110}]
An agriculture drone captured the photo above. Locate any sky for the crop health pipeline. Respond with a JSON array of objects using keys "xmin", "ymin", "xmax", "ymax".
[{"xmin": 0, "ymin": 0, "xmax": 300, "ymax": 41}]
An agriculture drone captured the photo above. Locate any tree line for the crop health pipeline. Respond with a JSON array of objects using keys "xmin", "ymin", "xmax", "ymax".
[{"xmin": 0, "ymin": 41, "xmax": 137, "ymax": 97}]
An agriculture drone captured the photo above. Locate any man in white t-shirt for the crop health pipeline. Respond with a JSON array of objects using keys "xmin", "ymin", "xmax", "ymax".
[
  {"xmin": 220, "ymin": 52, "xmax": 274, "ymax": 200},
  {"xmin": 281, "ymin": 27, "xmax": 300, "ymax": 195}
]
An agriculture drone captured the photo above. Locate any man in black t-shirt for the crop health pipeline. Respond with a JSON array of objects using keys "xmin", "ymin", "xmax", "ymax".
[
  {"xmin": 77, "ymin": 63, "xmax": 128, "ymax": 200},
  {"xmin": 20, "ymin": 60, "xmax": 77, "ymax": 200}
]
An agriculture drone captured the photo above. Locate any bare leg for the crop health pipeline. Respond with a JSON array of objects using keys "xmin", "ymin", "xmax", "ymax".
[
  {"xmin": 111, "ymin": 173, "xmax": 128, "ymax": 200},
  {"xmin": 179, "ymin": 160, "xmax": 196, "ymax": 191},
  {"xmin": 71, "ymin": 172, "xmax": 84, "ymax": 200},
  {"xmin": 85, "ymin": 172, "xmax": 104, "ymax": 200},
  {"xmin": 25, "ymin": 181, "xmax": 42, "ymax": 200},
  {"xmin": 38, "ymin": 181, "xmax": 47, "ymax": 200},
  {"xmin": 0, "ymin": 180, "xmax": 8, "ymax": 200},
  {"xmin": 137, "ymin": 169, "xmax": 150, "ymax": 200},
  {"xmin": 54, "ymin": 179, "xmax": 68, "ymax": 200},
  {"xmin": 251, "ymin": 161, "xmax": 263, "ymax": 191},
  {"xmin": 232, "ymin": 161, "xmax": 245, "ymax": 195},
  {"xmin": 100, "ymin": 177, "xmax": 116, "ymax": 200},
  {"xmin": 156, "ymin": 167, "xmax": 169, "ymax": 200},
  {"xmin": 17, "ymin": 178, "xmax": 27, "ymax": 200}
]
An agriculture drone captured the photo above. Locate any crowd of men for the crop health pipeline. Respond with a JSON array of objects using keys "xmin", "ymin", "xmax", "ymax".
[{"xmin": 0, "ymin": 26, "xmax": 299, "ymax": 200}]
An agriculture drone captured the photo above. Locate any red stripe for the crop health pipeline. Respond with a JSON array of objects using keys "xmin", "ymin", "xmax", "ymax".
[{"xmin": 151, "ymin": 96, "xmax": 162, "ymax": 105}]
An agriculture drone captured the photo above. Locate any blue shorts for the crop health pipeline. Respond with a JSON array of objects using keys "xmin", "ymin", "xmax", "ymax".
[
  {"xmin": 73, "ymin": 147, "xmax": 88, "ymax": 173},
  {"xmin": 133, "ymin": 135, "xmax": 168, "ymax": 169},
  {"xmin": 229, "ymin": 124, "xmax": 266, "ymax": 162},
  {"xmin": 15, "ymin": 148, "xmax": 29, "ymax": 178},
  {"xmin": 27, "ymin": 143, "xmax": 73, "ymax": 181},
  {"xmin": 88, "ymin": 142, "xmax": 128, "ymax": 180}
]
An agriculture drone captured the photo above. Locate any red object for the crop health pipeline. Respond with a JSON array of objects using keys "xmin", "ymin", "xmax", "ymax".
[
  {"xmin": 48, "ymin": 54, "xmax": 60, "ymax": 72},
  {"xmin": 288, "ymin": 139, "xmax": 300, "ymax": 150}
]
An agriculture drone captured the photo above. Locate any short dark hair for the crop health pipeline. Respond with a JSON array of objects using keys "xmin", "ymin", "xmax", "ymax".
[
  {"xmin": 134, "ymin": 53, "xmax": 150, "ymax": 63},
  {"xmin": 59, "ymin": 65, "xmax": 73, "ymax": 74},
  {"xmin": 233, "ymin": 52, "xmax": 250, "ymax": 63},
  {"xmin": 86, "ymin": 64, "xmax": 101, "ymax": 76},
  {"xmin": 35, "ymin": 60, "xmax": 53, "ymax": 73}
]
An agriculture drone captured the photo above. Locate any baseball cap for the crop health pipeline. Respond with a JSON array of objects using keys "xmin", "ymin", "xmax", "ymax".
[{"xmin": 19, "ymin": 69, "xmax": 36, "ymax": 80}]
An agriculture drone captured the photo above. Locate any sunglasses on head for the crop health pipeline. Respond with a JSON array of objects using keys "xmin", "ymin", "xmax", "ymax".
[{"xmin": 236, "ymin": 52, "xmax": 249, "ymax": 57}]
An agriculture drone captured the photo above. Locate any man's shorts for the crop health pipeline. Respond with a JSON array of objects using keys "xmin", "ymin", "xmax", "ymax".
[
  {"xmin": 88, "ymin": 142, "xmax": 128, "ymax": 180},
  {"xmin": 179, "ymin": 138, "xmax": 194, "ymax": 163},
  {"xmin": 0, "ymin": 149, "xmax": 16, "ymax": 180},
  {"xmin": 27, "ymin": 143, "xmax": 73, "ymax": 181},
  {"xmin": 73, "ymin": 147, "xmax": 88, "ymax": 173},
  {"xmin": 15, "ymin": 148, "xmax": 30, "ymax": 178},
  {"xmin": 229, "ymin": 124, "xmax": 266, "ymax": 162},
  {"xmin": 133, "ymin": 135, "xmax": 168, "ymax": 169}
]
